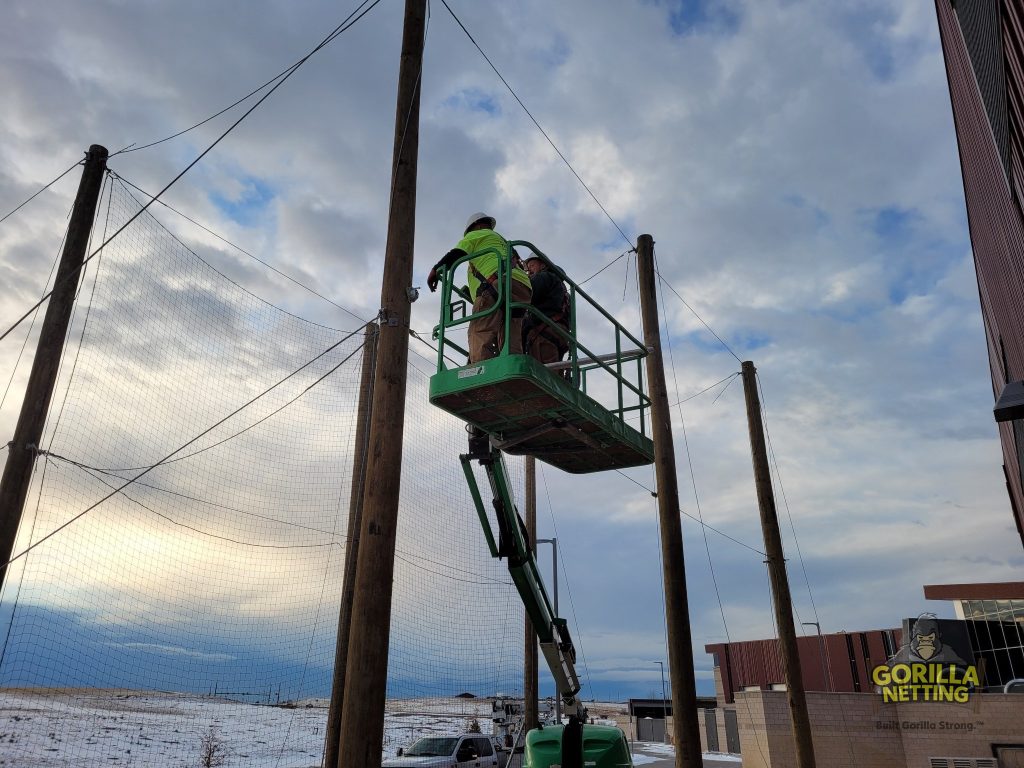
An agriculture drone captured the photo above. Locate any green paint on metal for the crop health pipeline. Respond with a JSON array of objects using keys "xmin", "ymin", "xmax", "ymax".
[
  {"xmin": 430, "ymin": 354, "xmax": 653, "ymax": 474},
  {"xmin": 430, "ymin": 238, "xmax": 654, "ymax": 474},
  {"xmin": 459, "ymin": 455, "xmax": 498, "ymax": 558},
  {"xmin": 523, "ymin": 724, "xmax": 634, "ymax": 768}
]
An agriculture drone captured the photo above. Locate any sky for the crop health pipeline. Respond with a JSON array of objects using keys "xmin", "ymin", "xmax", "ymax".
[{"xmin": 1, "ymin": 0, "xmax": 1022, "ymax": 705}]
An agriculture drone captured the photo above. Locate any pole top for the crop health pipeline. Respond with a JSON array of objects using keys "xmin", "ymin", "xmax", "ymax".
[{"xmin": 87, "ymin": 145, "xmax": 109, "ymax": 159}]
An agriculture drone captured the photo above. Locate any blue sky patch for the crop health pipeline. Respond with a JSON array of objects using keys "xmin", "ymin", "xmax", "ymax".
[
  {"xmin": 732, "ymin": 330, "xmax": 771, "ymax": 351},
  {"xmin": 860, "ymin": 205, "xmax": 964, "ymax": 307},
  {"xmin": 784, "ymin": 193, "xmax": 830, "ymax": 231},
  {"xmin": 888, "ymin": 277, "xmax": 911, "ymax": 305},
  {"xmin": 443, "ymin": 88, "xmax": 501, "ymax": 117},
  {"xmin": 538, "ymin": 33, "xmax": 571, "ymax": 69},
  {"xmin": 837, "ymin": 5, "xmax": 897, "ymax": 82},
  {"xmin": 812, "ymin": 302, "xmax": 879, "ymax": 325},
  {"xmin": 592, "ymin": 216, "xmax": 638, "ymax": 252},
  {"xmin": 656, "ymin": 0, "xmax": 740, "ymax": 36},
  {"xmin": 871, "ymin": 205, "xmax": 921, "ymax": 242},
  {"xmin": 209, "ymin": 176, "xmax": 275, "ymax": 227},
  {"xmin": 680, "ymin": 329, "xmax": 747, "ymax": 356}
]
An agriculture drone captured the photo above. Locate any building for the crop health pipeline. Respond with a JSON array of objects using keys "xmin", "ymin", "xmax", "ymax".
[
  {"xmin": 624, "ymin": 697, "xmax": 717, "ymax": 744},
  {"xmin": 925, "ymin": 581, "xmax": 1024, "ymax": 688},
  {"xmin": 705, "ymin": 629, "xmax": 899, "ymax": 703},
  {"xmin": 935, "ymin": 0, "xmax": 1024, "ymax": 546},
  {"xmin": 699, "ymin": 587, "xmax": 1024, "ymax": 767}
]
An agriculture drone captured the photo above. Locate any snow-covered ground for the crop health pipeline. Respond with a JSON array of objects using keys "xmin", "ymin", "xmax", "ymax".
[
  {"xmin": 0, "ymin": 689, "xmax": 495, "ymax": 767},
  {"xmin": 631, "ymin": 741, "xmax": 676, "ymax": 764},
  {"xmin": 0, "ymin": 690, "xmax": 741, "ymax": 767},
  {"xmin": 630, "ymin": 741, "xmax": 742, "ymax": 767}
]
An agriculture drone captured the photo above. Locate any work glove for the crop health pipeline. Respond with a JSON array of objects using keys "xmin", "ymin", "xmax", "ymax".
[{"xmin": 428, "ymin": 266, "xmax": 440, "ymax": 292}]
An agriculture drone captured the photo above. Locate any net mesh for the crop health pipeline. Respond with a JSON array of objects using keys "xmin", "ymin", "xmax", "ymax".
[{"xmin": 0, "ymin": 176, "xmax": 525, "ymax": 766}]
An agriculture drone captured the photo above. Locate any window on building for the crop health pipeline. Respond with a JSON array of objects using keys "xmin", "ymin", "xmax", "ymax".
[
  {"xmin": 844, "ymin": 634, "xmax": 861, "ymax": 692},
  {"xmin": 973, "ymin": 615, "xmax": 994, "ymax": 651},
  {"xmin": 995, "ymin": 599, "xmax": 1016, "ymax": 622},
  {"xmin": 978, "ymin": 650, "xmax": 998, "ymax": 687},
  {"xmin": 859, "ymin": 633, "xmax": 872, "ymax": 670},
  {"xmin": 993, "ymin": 601, "xmax": 1014, "ymax": 652},
  {"xmin": 1012, "ymin": 600, "xmax": 1024, "ymax": 645},
  {"xmin": 1014, "ymin": 421, "xmax": 1024, "ymax": 508},
  {"xmin": 881, "ymin": 630, "xmax": 895, "ymax": 659},
  {"xmin": 1008, "ymin": 645, "xmax": 1024, "ymax": 681}
]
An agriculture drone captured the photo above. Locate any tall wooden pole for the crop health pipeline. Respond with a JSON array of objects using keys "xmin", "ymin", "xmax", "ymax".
[
  {"xmin": 324, "ymin": 322, "xmax": 377, "ymax": 767},
  {"xmin": 0, "ymin": 145, "xmax": 108, "ymax": 589},
  {"xmin": 741, "ymin": 361, "xmax": 816, "ymax": 768},
  {"xmin": 635, "ymin": 234, "xmax": 702, "ymax": 768},
  {"xmin": 336, "ymin": 1, "xmax": 424, "ymax": 765},
  {"xmin": 523, "ymin": 456, "xmax": 539, "ymax": 732}
]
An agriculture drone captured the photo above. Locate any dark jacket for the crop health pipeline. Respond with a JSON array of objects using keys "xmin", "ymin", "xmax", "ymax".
[{"xmin": 526, "ymin": 270, "xmax": 567, "ymax": 323}]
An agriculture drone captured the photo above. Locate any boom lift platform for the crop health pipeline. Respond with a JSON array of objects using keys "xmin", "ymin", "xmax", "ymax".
[
  {"xmin": 430, "ymin": 241, "xmax": 654, "ymax": 768},
  {"xmin": 429, "ymin": 241, "xmax": 654, "ymax": 474}
]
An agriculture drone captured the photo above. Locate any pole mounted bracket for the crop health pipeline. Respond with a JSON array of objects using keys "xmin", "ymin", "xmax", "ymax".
[{"xmin": 376, "ymin": 308, "xmax": 403, "ymax": 327}]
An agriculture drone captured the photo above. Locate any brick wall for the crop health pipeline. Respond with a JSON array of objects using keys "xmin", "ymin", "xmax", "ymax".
[{"xmin": 733, "ymin": 690, "xmax": 1024, "ymax": 768}]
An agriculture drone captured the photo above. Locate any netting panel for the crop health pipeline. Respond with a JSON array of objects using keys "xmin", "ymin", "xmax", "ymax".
[{"xmin": 0, "ymin": 177, "xmax": 524, "ymax": 766}]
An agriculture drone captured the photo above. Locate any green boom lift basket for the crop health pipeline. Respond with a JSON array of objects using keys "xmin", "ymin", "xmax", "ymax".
[{"xmin": 429, "ymin": 240, "xmax": 654, "ymax": 474}]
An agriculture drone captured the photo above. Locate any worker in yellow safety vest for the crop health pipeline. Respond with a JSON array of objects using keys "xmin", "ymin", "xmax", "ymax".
[{"xmin": 427, "ymin": 212, "xmax": 533, "ymax": 363}]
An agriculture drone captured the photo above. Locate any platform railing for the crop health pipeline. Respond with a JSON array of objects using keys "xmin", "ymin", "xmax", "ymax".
[{"xmin": 432, "ymin": 239, "xmax": 651, "ymax": 435}]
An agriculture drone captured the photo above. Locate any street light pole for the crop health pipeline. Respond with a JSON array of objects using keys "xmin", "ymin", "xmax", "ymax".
[
  {"xmin": 537, "ymin": 537, "xmax": 559, "ymax": 723},
  {"xmin": 801, "ymin": 622, "xmax": 832, "ymax": 693},
  {"xmin": 652, "ymin": 661, "xmax": 668, "ymax": 743}
]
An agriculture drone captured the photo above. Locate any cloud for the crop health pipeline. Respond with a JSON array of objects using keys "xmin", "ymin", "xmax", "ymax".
[
  {"xmin": 0, "ymin": 0, "xmax": 1018, "ymax": 707},
  {"xmin": 106, "ymin": 642, "xmax": 236, "ymax": 663}
]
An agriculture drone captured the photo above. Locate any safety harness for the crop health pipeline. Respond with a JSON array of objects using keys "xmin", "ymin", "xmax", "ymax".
[
  {"xmin": 469, "ymin": 262, "xmax": 528, "ymax": 319},
  {"xmin": 468, "ymin": 262, "xmax": 500, "ymax": 301},
  {"xmin": 525, "ymin": 281, "xmax": 571, "ymax": 356}
]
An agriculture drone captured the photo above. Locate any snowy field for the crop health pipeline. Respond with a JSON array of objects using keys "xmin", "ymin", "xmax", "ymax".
[
  {"xmin": 0, "ymin": 689, "xmax": 496, "ymax": 767},
  {"xmin": 0, "ymin": 690, "xmax": 741, "ymax": 766}
]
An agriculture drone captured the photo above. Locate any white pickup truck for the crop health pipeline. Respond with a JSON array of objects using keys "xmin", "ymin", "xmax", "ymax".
[{"xmin": 382, "ymin": 734, "xmax": 500, "ymax": 768}]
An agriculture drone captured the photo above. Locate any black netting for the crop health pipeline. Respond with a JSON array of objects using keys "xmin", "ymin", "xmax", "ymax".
[{"xmin": 0, "ymin": 177, "xmax": 524, "ymax": 766}]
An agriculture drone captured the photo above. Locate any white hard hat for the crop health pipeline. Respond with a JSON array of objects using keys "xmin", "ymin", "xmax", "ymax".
[{"xmin": 465, "ymin": 212, "xmax": 496, "ymax": 233}]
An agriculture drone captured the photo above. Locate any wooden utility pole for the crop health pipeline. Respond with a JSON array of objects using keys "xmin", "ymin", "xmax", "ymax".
[
  {"xmin": 635, "ymin": 234, "xmax": 703, "ymax": 768},
  {"xmin": 0, "ymin": 144, "xmax": 108, "ymax": 590},
  {"xmin": 335, "ymin": 1, "xmax": 424, "ymax": 764},
  {"xmin": 324, "ymin": 322, "xmax": 378, "ymax": 767},
  {"xmin": 523, "ymin": 456, "xmax": 539, "ymax": 733},
  {"xmin": 741, "ymin": 361, "xmax": 816, "ymax": 768}
]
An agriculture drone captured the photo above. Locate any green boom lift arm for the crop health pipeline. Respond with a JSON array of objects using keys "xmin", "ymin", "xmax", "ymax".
[
  {"xmin": 436, "ymin": 238, "xmax": 642, "ymax": 767},
  {"xmin": 460, "ymin": 443, "xmax": 587, "ymax": 766}
]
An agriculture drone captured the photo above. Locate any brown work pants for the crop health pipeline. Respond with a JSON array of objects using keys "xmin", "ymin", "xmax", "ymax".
[
  {"xmin": 526, "ymin": 328, "xmax": 566, "ymax": 366},
  {"xmin": 468, "ymin": 280, "xmax": 533, "ymax": 362}
]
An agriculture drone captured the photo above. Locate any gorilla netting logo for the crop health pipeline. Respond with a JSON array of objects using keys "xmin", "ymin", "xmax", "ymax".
[{"xmin": 871, "ymin": 614, "xmax": 979, "ymax": 703}]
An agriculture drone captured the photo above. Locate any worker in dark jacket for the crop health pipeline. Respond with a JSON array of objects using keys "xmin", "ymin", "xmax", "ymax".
[
  {"xmin": 521, "ymin": 253, "xmax": 570, "ymax": 365},
  {"xmin": 427, "ymin": 212, "xmax": 532, "ymax": 362}
]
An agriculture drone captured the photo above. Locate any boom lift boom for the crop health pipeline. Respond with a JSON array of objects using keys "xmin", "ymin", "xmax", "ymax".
[
  {"xmin": 431, "ymin": 239, "xmax": 650, "ymax": 767},
  {"xmin": 460, "ymin": 441, "xmax": 587, "ymax": 766}
]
